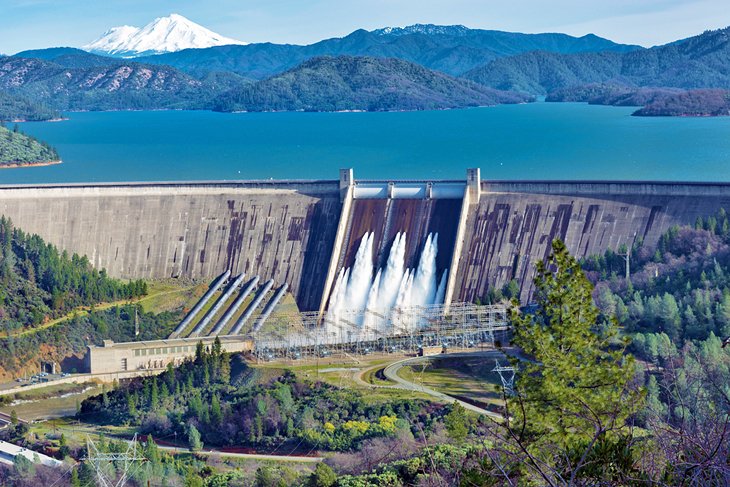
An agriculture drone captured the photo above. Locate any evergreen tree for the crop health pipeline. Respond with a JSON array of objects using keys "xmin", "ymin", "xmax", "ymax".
[
  {"xmin": 145, "ymin": 435, "xmax": 160, "ymax": 465},
  {"xmin": 444, "ymin": 401, "xmax": 469, "ymax": 443},
  {"xmin": 187, "ymin": 423, "xmax": 203, "ymax": 452},
  {"xmin": 309, "ymin": 462, "xmax": 337, "ymax": 487},
  {"xmin": 210, "ymin": 394, "xmax": 222, "ymax": 427},
  {"xmin": 507, "ymin": 239, "xmax": 644, "ymax": 483}
]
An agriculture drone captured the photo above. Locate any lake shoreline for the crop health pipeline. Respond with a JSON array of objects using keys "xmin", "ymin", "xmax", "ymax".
[
  {"xmin": 0, "ymin": 160, "xmax": 62, "ymax": 170},
  {"xmin": 9, "ymin": 105, "xmax": 730, "ymax": 184}
]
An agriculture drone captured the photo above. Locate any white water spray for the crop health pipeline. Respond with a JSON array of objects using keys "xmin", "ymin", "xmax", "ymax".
[{"xmin": 326, "ymin": 231, "xmax": 447, "ymax": 336}]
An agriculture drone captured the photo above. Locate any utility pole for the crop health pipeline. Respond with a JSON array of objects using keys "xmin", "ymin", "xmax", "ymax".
[
  {"xmin": 618, "ymin": 249, "xmax": 630, "ymax": 283},
  {"xmin": 85, "ymin": 433, "xmax": 145, "ymax": 487},
  {"xmin": 492, "ymin": 360, "xmax": 516, "ymax": 396},
  {"xmin": 617, "ymin": 232, "xmax": 637, "ymax": 285}
]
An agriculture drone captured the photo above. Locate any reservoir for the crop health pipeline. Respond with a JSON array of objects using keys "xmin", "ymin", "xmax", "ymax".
[{"xmin": 5, "ymin": 102, "xmax": 730, "ymax": 184}]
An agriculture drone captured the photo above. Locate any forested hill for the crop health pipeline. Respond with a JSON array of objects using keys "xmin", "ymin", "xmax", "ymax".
[
  {"xmin": 0, "ymin": 124, "xmax": 60, "ymax": 167},
  {"xmin": 584, "ymin": 209, "xmax": 730, "ymax": 347},
  {"xmin": 212, "ymin": 55, "xmax": 532, "ymax": 112},
  {"xmin": 0, "ymin": 91, "xmax": 60, "ymax": 122},
  {"xmin": 0, "ymin": 52, "xmax": 527, "ymax": 113},
  {"xmin": 462, "ymin": 26, "xmax": 730, "ymax": 96},
  {"xmin": 0, "ymin": 55, "xmax": 222, "ymax": 112},
  {"xmin": 546, "ymin": 85, "xmax": 730, "ymax": 116},
  {"xmin": 0, "ymin": 216, "xmax": 147, "ymax": 329},
  {"xmin": 0, "ymin": 217, "xmax": 151, "ymax": 375}
]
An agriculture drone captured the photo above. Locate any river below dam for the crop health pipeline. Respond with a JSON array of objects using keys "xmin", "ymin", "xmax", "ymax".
[{"xmin": 5, "ymin": 102, "xmax": 730, "ymax": 184}]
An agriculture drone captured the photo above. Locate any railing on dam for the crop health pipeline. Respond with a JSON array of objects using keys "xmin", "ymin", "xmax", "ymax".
[
  {"xmin": 249, "ymin": 303, "xmax": 510, "ymax": 359},
  {"xmin": 353, "ymin": 182, "xmax": 465, "ymax": 199}
]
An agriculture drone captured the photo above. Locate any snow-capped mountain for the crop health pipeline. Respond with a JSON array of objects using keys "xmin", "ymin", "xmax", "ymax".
[
  {"xmin": 83, "ymin": 14, "xmax": 245, "ymax": 57},
  {"xmin": 372, "ymin": 24, "xmax": 471, "ymax": 37}
]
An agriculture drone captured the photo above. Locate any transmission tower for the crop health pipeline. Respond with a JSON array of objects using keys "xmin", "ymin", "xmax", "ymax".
[
  {"xmin": 492, "ymin": 359, "xmax": 516, "ymax": 396},
  {"xmin": 85, "ymin": 434, "xmax": 146, "ymax": 487}
]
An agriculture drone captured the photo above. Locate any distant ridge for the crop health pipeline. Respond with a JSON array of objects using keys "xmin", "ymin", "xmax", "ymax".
[
  {"xmin": 83, "ymin": 14, "xmax": 245, "ymax": 57},
  {"xmin": 134, "ymin": 24, "xmax": 640, "ymax": 79},
  {"xmin": 212, "ymin": 55, "xmax": 532, "ymax": 112},
  {"xmin": 463, "ymin": 26, "xmax": 730, "ymax": 95}
]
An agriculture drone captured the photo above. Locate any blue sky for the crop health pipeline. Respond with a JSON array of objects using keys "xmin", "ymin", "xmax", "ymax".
[{"xmin": 1, "ymin": 0, "xmax": 729, "ymax": 54}]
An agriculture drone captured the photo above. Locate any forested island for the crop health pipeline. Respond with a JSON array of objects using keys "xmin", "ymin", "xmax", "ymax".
[
  {"xmin": 547, "ymin": 85, "xmax": 730, "ymax": 116},
  {"xmin": 0, "ymin": 124, "xmax": 61, "ymax": 167}
]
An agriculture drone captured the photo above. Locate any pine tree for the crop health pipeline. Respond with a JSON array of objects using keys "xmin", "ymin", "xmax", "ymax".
[
  {"xmin": 145, "ymin": 435, "xmax": 160, "ymax": 465},
  {"xmin": 309, "ymin": 462, "xmax": 337, "ymax": 487},
  {"xmin": 444, "ymin": 401, "xmax": 469, "ymax": 443},
  {"xmin": 210, "ymin": 394, "xmax": 222, "ymax": 426},
  {"xmin": 187, "ymin": 424, "xmax": 203, "ymax": 452},
  {"xmin": 507, "ymin": 239, "xmax": 644, "ymax": 482}
]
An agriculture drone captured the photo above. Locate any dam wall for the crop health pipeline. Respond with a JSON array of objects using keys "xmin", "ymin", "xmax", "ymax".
[
  {"xmin": 0, "ymin": 181, "xmax": 341, "ymax": 311},
  {"xmin": 3, "ymin": 175, "xmax": 730, "ymax": 312},
  {"xmin": 452, "ymin": 180, "xmax": 730, "ymax": 303}
]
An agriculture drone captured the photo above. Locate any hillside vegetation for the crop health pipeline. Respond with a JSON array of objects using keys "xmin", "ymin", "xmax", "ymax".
[
  {"xmin": 0, "ymin": 56, "xmax": 214, "ymax": 112},
  {"xmin": 464, "ymin": 27, "xmax": 730, "ymax": 96},
  {"xmin": 0, "ymin": 91, "xmax": 60, "ymax": 122},
  {"xmin": 0, "ymin": 124, "xmax": 59, "ymax": 166},
  {"xmin": 8, "ymin": 25, "xmax": 730, "ymax": 115},
  {"xmin": 1, "ymin": 52, "xmax": 528, "ymax": 113},
  {"xmin": 81, "ymin": 343, "xmax": 442, "ymax": 453},
  {"xmin": 0, "ymin": 217, "xmax": 154, "ymax": 374},
  {"xmin": 634, "ymin": 89, "xmax": 730, "ymax": 116},
  {"xmin": 584, "ymin": 209, "xmax": 730, "ymax": 346},
  {"xmin": 213, "ymin": 56, "xmax": 531, "ymax": 112}
]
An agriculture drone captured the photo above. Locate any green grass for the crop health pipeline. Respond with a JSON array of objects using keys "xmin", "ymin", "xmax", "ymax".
[
  {"xmin": 29, "ymin": 417, "xmax": 138, "ymax": 450},
  {"xmin": 0, "ymin": 382, "xmax": 104, "ymax": 421},
  {"xmin": 397, "ymin": 356, "xmax": 505, "ymax": 408},
  {"xmin": 360, "ymin": 364, "xmax": 396, "ymax": 386},
  {"xmin": 138, "ymin": 280, "xmax": 202, "ymax": 314},
  {"xmin": 258, "ymin": 356, "xmax": 431, "ymax": 403}
]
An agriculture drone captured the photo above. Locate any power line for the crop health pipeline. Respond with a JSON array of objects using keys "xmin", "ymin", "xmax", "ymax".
[{"xmin": 84, "ymin": 433, "xmax": 146, "ymax": 487}]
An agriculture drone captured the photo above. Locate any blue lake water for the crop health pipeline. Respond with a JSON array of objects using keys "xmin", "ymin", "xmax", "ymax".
[{"xmin": 5, "ymin": 102, "xmax": 730, "ymax": 184}]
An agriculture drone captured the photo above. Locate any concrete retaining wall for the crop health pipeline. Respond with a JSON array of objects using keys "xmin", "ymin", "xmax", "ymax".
[
  {"xmin": 452, "ymin": 181, "xmax": 730, "ymax": 302},
  {"xmin": 0, "ymin": 182, "xmax": 341, "ymax": 311}
]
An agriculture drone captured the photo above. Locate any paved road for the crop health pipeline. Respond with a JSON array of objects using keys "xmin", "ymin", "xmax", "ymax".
[
  {"xmin": 156, "ymin": 444, "xmax": 323, "ymax": 463},
  {"xmin": 0, "ymin": 411, "xmax": 29, "ymax": 426},
  {"xmin": 108, "ymin": 435, "xmax": 324, "ymax": 463},
  {"xmin": 379, "ymin": 351, "xmax": 506, "ymax": 418}
]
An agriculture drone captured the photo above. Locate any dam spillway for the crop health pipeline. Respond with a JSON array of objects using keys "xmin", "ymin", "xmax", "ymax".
[
  {"xmin": 2, "ymin": 172, "xmax": 730, "ymax": 309},
  {"xmin": 339, "ymin": 198, "xmax": 462, "ymax": 275},
  {"xmin": 321, "ymin": 179, "xmax": 464, "ymax": 332}
]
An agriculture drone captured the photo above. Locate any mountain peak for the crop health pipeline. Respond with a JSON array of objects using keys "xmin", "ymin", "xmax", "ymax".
[
  {"xmin": 83, "ymin": 14, "xmax": 245, "ymax": 58},
  {"xmin": 372, "ymin": 24, "xmax": 471, "ymax": 37}
]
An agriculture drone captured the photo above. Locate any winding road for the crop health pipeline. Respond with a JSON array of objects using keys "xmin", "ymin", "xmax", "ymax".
[{"xmin": 377, "ymin": 351, "xmax": 505, "ymax": 418}]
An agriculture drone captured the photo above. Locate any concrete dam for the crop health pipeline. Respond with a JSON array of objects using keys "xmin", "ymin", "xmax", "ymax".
[{"xmin": 2, "ymin": 170, "xmax": 730, "ymax": 312}]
